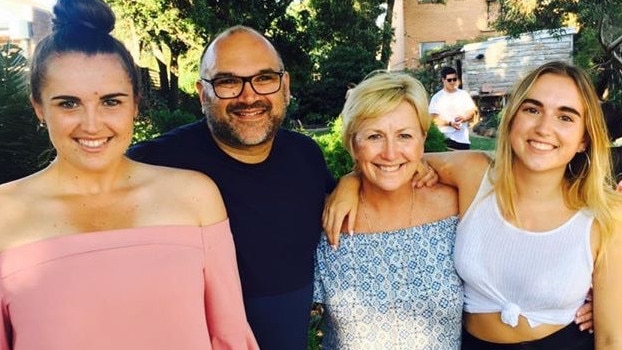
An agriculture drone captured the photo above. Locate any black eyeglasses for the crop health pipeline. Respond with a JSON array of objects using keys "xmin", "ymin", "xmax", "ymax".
[
  {"xmin": 200, "ymin": 71, "xmax": 285, "ymax": 99},
  {"xmin": 445, "ymin": 78, "xmax": 458, "ymax": 82}
]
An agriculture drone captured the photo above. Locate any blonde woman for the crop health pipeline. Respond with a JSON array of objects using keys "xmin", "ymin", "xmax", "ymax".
[
  {"xmin": 314, "ymin": 71, "xmax": 462, "ymax": 349},
  {"xmin": 324, "ymin": 61, "xmax": 616, "ymax": 349}
]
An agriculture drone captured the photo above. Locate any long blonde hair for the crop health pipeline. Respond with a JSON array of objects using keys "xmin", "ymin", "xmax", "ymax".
[{"xmin": 493, "ymin": 61, "xmax": 621, "ymax": 261}]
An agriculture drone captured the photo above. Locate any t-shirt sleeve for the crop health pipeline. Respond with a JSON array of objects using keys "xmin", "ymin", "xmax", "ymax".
[
  {"xmin": 428, "ymin": 93, "xmax": 441, "ymax": 115},
  {"xmin": 201, "ymin": 220, "xmax": 259, "ymax": 349}
]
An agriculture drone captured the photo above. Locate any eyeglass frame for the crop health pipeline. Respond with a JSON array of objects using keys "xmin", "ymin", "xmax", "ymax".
[
  {"xmin": 200, "ymin": 70, "xmax": 285, "ymax": 99},
  {"xmin": 445, "ymin": 77, "xmax": 458, "ymax": 83}
]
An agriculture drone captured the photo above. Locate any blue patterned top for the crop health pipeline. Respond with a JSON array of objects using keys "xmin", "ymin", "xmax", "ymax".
[{"xmin": 313, "ymin": 217, "xmax": 462, "ymax": 350}]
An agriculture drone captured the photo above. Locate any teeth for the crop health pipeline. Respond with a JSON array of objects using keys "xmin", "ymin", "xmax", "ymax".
[
  {"xmin": 78, "ymin": 138, "xmax": 108, "ymax": 148},
  {"xmin": 237, "ymin": 110, "xmax": 262, "ymax": 117},
  {"xmin": 529, "ymin": 140, "xmax": 554, "ymax": 151},
  {"xmin": 378, "ymin": 164, "xmax": 400, "ymax": 172}
]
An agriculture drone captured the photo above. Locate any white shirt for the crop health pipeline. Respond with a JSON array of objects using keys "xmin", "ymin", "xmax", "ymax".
[
  {"xmin": 455, "ymin": 171, "xmax": 593, "ymax": 327},
  {"xmin": 428, "ymin": 88, "xmax": 476, "ymax": 144}
]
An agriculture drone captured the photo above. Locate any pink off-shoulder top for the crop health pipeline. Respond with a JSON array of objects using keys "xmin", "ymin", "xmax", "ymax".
[{"xmin": 0, "ymin": 220, "xmax": 258, "ymax": 350}]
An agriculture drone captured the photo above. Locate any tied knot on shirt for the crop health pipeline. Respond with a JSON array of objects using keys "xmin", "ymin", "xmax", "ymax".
[{"xmin": 501, "ymin": 302, "xmax": 521, "ymax": 327}]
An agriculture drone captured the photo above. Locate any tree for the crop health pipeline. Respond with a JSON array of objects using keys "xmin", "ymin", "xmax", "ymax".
[
  {"xmin": 0, "ymin": 44, "xmax": 51, "ymax": 184},
  {"xmin": 109, "ymin": 0, "xmax": 207, "ymax": 110},
  {"xmin": 493, "ymin": 0, "xmax": 622, "ymax": 102},
  {"xmin": 296, "ymin": 0, "xmax": 391, "ymax": 121}
]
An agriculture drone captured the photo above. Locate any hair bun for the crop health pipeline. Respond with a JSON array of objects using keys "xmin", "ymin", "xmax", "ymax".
[{"xmin": 52, "ymin": 0, "xmax": 115, "ymax": 35}]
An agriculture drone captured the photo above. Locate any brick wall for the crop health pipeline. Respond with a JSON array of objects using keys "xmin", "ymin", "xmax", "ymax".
[{"xmin": 391, "ymin": 0, "xmax": 499, "ymax": 70}]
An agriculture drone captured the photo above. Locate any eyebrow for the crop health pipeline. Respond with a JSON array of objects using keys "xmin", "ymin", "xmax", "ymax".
[
  {"xmin": 522, "ymin": 98, "xmax": 582, "ymax": 117},
  {"xmin": 51, "ymin": 93, "xmax": 130, "ymax": 101},
  {"xmin": 212, "ymin": 68, "xmax": 282, "ymax": 78}
]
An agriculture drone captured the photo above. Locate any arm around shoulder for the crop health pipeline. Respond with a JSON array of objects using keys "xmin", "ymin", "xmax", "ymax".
[
  {"xmin": 423, "ymin": 151, "xmax": 491, "ymax": 188},
  {"xmin": 323, "ymin": 172, "xmax": 361, "ymax": 246}
]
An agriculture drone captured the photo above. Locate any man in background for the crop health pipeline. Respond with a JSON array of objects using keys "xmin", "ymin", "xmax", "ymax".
[{"xmin": 429, "ymin": 66, "xmax": 478, "ymax": 150}]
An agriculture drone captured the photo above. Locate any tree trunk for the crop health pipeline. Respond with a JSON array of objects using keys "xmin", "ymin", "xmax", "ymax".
[
  {"xmin": 168, "ymin": 52, "xmax": 180, "ymax": 110},
  {"xmin": 380, "ymin": 0, "xmax": 396, "ymax": 66}
]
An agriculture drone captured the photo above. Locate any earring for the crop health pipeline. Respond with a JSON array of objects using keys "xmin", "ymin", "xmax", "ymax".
[
  {"xmin": 38, "ymin": 120, "xmax": 47, "ymax": 129},
  {"xmin": 568, "ymin": 151, "xmax": 591, "ymax": 179}
]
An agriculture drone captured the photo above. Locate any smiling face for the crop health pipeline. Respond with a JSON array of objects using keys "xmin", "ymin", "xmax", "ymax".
[
  {"xmin": 197, "ymin": 29, "xmax": 290, "ymax": 149},
  {"xmin": 31, "ymin": 53, "xmax": 138, "ymax": 173},
  {"xmin": 509, "ymin": 73, "xmax": 587, "ymax": 175},
  {"xmin": 353, "ymin": 101, "xmax": 425, "ymax": 192}
]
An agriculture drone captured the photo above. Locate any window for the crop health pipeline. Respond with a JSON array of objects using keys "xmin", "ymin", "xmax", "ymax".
[{"xmin": 420, "ymin": 41, "xmax": 445, "ymax": 58}]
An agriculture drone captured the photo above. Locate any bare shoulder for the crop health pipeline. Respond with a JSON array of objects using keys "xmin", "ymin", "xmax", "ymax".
[
  {"xmin": 135, "ymin": 162, "xmax": 219, "ymax": 194},
  {"xmin": 133, "ymin": 162, "xmax": 226, "ymax": 225},
  {"xmin": 449, "ymin": 151, "xmax": 492, "ymax": 174},
  {"xmin": 0, "ymin": 174, "xmax": 47, "ymax": 240},
  {"xmin": 414, "ymin": 183, "xmax": 459, "ymax": 221},
  {"xmin": 149, "ymin": 165, "xmax": 218, "ymax": 194}
]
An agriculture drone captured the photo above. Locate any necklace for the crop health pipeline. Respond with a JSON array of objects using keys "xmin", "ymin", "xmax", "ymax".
[{"xmin": 360, "ymin": 187, "xmax": 415, "ymax": 232}]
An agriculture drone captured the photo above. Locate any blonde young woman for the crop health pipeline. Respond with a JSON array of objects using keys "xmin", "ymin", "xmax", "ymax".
[
  {"xmin": 0, "ymin": 0, "xmax": 258, "ymax": 348},
  {"xmin": 324, "ymin": 61, "xmax": 621, "ymax": 349}
]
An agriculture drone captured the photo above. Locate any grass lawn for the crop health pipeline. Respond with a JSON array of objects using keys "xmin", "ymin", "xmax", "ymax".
[{"xmin": 470, "ymin": 134, "xmax": 496, "ymax": 151}]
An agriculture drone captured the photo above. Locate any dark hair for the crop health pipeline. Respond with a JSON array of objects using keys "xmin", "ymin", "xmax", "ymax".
[
  {"xmin": 440, "ymin": 66, "xmax": 457, "ymax": 79},
  {"xmin": 30, "ymin": 0, "xmax": 140, "ymax": 103}
]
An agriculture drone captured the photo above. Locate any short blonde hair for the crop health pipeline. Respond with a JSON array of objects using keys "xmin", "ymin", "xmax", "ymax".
[{"xmin": 340, "ymin": 71, "xmax": 431, "ymax": 158}]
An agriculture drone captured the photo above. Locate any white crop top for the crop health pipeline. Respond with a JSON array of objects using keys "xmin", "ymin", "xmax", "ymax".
[{"xmin": 455, "ymin": 169, "xmax": 594, "ymax": 328}]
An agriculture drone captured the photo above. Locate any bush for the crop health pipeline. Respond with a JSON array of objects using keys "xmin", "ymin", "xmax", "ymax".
[
  {"xmin": 312, "ymin": 118, "xmax": 353, "ymax": 179},
  {"xmin": 132, "ymin": 108, "xmax": 200, "ymax": 145},
  {"xmin": 149, "ymin": 108, "xmax": 199, "ymax": 134},
  {"xmin": 313, "ymin": 117, "xmax": 448, "ymax": 179},
  {"xmin": 0, "ymin": 44, "xmax": 51, "ymax": 184}
]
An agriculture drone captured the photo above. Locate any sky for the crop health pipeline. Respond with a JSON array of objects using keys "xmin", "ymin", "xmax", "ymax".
[{"xmin": 36, "ymin": 0, "xmax": 54, "ymax": 11}]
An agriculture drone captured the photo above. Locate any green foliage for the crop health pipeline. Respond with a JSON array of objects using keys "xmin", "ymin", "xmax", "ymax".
[
  {"xmin": 307, "ymin": 304, "xmax": 324, "ymax": 350},
  {"xmin": 493, "ymin": 0, "xmax": 574, "ymax": 37},
  {"xmin": 109, "ymin": 0, "xmax": 209, "ymax": 110},
  {"xmin": 0, "ymin": 44, "xmax": 51, "ymax": 184},
  {"xmin": 312, "ymin": 118, "xmax": 354, "ymax": 179},
  {"xmin": 425, "ymin": 124, "xmax": 448, "ymax": 153},
  {"xmin": 150, "ymin": 109, "xmax": 199, "ymax": 134},
  {"xmin": 490, "ymin": 0, "xmax": 622, "ymax": 113},
  {"xmin": 294, "ymin": 0, "xmax": 391, "ymax": 124},
  {"xmin": 132, "ymin": 118, "xmax": 159, "ymax": 145},
  {"xmin": 312, "ymin": 117, "xmax": 448, "ymax": 179},
  {"xmin": 132, "ymin": 108, "xmax": 199, "ymax": 145},
  {"xmin": 407, "ymin": 66, "xmax": 439, "ymax": 98}
]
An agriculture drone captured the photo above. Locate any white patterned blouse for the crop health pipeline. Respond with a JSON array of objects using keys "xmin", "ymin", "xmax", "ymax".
[{"xmin": 313, "ymin": 217, "xmax": 463, "ymax": 350}]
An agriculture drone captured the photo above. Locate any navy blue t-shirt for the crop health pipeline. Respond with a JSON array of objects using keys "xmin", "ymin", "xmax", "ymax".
[{"xmin": 127, "ymin": 119, "xmax": 335, "ymax": 298}]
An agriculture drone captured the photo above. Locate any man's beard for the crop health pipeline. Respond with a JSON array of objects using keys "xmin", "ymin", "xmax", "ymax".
[{"xmin": 204, "ymin": 100, "xmax": 285, "ymax": 148}]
